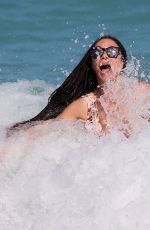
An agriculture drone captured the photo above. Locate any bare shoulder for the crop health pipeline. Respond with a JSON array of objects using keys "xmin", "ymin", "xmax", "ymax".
[
  {"xmin": 57, "ymin": 96, "xmax": 88, "ymax": 120},
  {"xmin": 139, "ymin": 80, "xmax": 150, "ymax": 89}
]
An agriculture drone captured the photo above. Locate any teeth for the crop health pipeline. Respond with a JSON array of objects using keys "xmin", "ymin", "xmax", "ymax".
[
  {"xmin": 100, "ymin": 63, "xmax": 110, "ymax": 67},
  {"xmin": 100, "ymin": 64, "xmax": 111, "ymax": 70}
]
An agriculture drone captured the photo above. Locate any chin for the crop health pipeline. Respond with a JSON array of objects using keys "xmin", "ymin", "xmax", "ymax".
[{"xmin": 99, "ymin": 72, "xmax": 114, "ymax": 82}]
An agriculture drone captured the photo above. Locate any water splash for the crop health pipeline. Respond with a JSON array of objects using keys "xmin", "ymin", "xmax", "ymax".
[
  {"xmin": 101, "ymin": 74, "xmax": 150, "ymax": 136},
  {"xmin": 0, "ymin": 64, "xmax": 150, "ymax": 229},
  {"xmin": 0, "ymin": 120, "xmax": 150, "ymax": 230}
]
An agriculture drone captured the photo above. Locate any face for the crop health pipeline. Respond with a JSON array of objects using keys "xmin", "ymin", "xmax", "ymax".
[{"xmin": 91, "ymin": 38, "xmax": 124, "ymax": 84}]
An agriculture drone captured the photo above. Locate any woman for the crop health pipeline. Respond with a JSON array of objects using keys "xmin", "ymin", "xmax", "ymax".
[
  {"xmin": 8, "ymin": 35, "xmax": 148, "ymax": 137},
  {"xmin": 56, "ymin": 35, "xmax": 127, "ymax": 135}
]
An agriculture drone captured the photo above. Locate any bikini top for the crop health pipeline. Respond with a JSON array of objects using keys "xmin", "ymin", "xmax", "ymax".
[{"xmin": 82, "ymin": 93, "xmax": 102, "ymax": 135}]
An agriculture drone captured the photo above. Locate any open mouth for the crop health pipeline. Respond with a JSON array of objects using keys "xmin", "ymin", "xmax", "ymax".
[{"xmin": 100, "ymin": 64, "xmax": 111, "ymax": 71}]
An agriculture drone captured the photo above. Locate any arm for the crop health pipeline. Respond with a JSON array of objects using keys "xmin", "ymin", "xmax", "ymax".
[{"xmin": 139, "ymin": 80, "xmax": 150, "ymax": 89}]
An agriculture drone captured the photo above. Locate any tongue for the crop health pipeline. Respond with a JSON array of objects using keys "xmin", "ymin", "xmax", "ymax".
[
  {"xmin": 101, "ymin": 69, "xmax": 110, "ymax": 75},
  {"xmin": 100, "ymin": 65, "xmax": 111, "ymax": 74}
]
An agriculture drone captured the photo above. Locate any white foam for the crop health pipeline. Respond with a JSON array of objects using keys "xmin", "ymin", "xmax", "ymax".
[
  {"xmin": 0, "ymin": 77, "xmax": 150, "ymax": 230},
  {"xmin": 0, "ymin": 80, "xmax": 55, "ymax": 127}
]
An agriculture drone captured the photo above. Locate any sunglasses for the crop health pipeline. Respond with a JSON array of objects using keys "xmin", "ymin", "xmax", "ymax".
[{"xmin": 91, "ymin": 46, "xmax": 121, "ymax": 59}]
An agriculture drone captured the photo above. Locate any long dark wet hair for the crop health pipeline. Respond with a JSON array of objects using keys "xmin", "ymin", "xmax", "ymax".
[{"xmin": 9, "ymin": 35, "xmax": 127, "ymax": 132}]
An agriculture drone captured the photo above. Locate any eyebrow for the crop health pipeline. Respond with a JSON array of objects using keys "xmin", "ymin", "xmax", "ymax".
[{"xmin": 94, "ymin": 46, "xmax": 120, "ymax": 49}]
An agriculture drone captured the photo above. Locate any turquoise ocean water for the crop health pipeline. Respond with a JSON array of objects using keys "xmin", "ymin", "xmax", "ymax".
[
  {"xmin": 0, "ymin": 1, "xmax": 150, "ymax": 230},
  {"xmin": 0, "ymin": 0, "xmax": 149, "ymax": 84}
]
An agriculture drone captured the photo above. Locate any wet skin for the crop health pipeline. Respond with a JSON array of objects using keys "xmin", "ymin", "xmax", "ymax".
[{"xmin": 92, "ymin": 38, "xmax": 124, "ymax": 84}]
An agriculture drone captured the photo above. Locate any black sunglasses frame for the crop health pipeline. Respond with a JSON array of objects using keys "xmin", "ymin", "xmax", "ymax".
[{"xmin": 91, "ymin": 46, "xmax": 121, "ymax": 59}]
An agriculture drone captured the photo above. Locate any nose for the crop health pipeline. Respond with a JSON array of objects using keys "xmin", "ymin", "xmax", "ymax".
[{"xmin": 101, "ymin": 51, "xmax": 109, "ymax": 59}]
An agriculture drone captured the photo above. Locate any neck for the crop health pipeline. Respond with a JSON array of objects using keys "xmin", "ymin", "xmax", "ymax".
[{"xmin": 95, "ymin": 85, "xmax": 104, "ymax": 97}]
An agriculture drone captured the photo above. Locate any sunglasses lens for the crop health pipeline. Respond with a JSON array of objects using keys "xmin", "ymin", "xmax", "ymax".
[
  {"xmin": 91, "ymin": 47, "xmax": 103, "ymax": 59},
  {"xmin": 107, "ymin": 47, "xmax": 120, "ymax": 58},
  {"xmin": 91, "ymin": 47, "xmax": 120, "ymax": 59}
]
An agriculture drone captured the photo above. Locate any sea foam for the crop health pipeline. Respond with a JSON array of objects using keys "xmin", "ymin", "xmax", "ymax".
[{"xmin": 0, "ymin": 75, "xmax": 150, "ymax": 230}]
